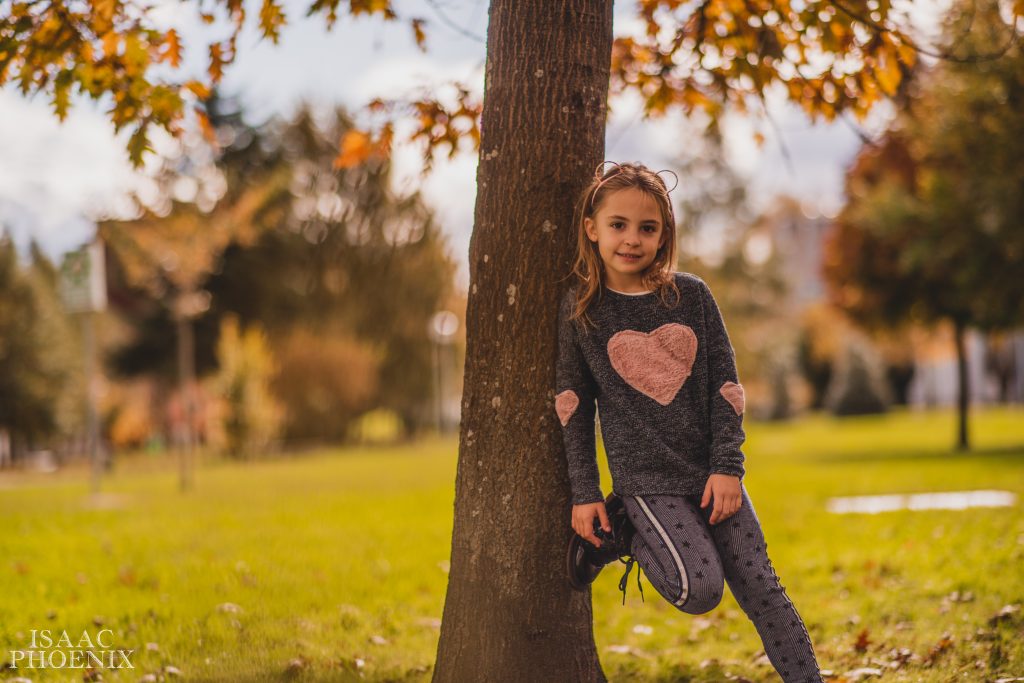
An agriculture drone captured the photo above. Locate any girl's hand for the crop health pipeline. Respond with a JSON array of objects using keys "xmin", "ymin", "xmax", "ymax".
[
  {"xmin": 572, "ymin": 501, "xmax": 611, "ymax": 548},
  {"xmin": 701, "ymin": 474, "xmax": 742, "ymax": 525}
]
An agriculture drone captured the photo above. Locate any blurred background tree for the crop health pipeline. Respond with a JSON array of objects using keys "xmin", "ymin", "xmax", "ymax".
[
  {"xmin": 98, "ymin": 92, "xmax": 459, "ymax": 455},
  {"xmin": 0, "ymin": 236, "xmax": 84, "ymax": 466},
  {"xmin": 823, "ymin": 0, "xmax": 1024, "ymax": 449}
]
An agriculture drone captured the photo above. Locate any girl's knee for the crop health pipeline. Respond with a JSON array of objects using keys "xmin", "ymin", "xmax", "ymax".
[{"xmin": 676, "ymin": 576, "xmax": 725, "ymax": 615}]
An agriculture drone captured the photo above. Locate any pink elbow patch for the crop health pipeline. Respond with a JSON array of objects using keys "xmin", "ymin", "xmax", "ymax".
[
  {"xmin": 555, "ymin": 389, "xmax": 580, "ymax": 426},
  {"xmin": 606, "ymin": 323, "xmax": 698, "ymax": 406},
  {"xmin": 719, "ymin": 381, "xmax": 745, "ymax": 415}
]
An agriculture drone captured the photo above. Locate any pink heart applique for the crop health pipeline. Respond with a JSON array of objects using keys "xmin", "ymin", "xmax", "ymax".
[
  {"xmin": 555, "ymin": 389, "xmax": 579, "ymax": 426},
  {"xmin": 719, "ymin": 381, "xmax": 745, "ymax": 415},
  {"xmin": 607, "ymin": 323, "xmax": 698, "ymax": 406}
]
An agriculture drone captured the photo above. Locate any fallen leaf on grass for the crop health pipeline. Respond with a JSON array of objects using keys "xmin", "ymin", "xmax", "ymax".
[
  {"xmin": 880, "ymin": 646, "xmax": 916, "ymax": 669},
  {"xmin": 216, "ymin": 602, "xmax": 243, "ymax": 614},
  {"xmin": 922, "ymin": 632, "xmax": 954, "ymax": 666},
  {"xmin": 285, "ymin": 657, "xmax": 307, "ymax": 677},
  {"xmin": 988, "ymin": 603, "xmax": 1021, "ymax": 625},
  {"xmin": 723, "ymin": 674, "xmax": 754, "ymax": 682},
  {"xmin": 605, "ymin": 644, "xmax": 653, "ymax": 659},
  {"xmin": 689, "ymin": 616, "xmax": 714, "ymax": 636},
  {"xmin": 414, "ymin": 616, "xmax": 441, "ymax": 629},
  {"xmin": 842, "ymin": 666, "xmax": 883, "ymax": 680},
  {"xmin": 853, "ymin": 628, "xmax": 871, "ymax": 652}
]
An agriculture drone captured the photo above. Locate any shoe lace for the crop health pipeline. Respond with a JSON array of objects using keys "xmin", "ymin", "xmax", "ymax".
[{"xmin": 617, "ymin": 555, "xmax": 644, "ymax": 605}]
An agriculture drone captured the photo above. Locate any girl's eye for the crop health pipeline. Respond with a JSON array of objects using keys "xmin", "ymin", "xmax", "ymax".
[{"xmin": 610, "ymin": 221, "xmax": 658, "ymax": 232}]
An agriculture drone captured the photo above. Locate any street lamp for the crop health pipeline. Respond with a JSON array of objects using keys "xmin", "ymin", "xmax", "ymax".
[{"xmin": 428, "ymin": 311, "xmax": 459, "ymax": 434}]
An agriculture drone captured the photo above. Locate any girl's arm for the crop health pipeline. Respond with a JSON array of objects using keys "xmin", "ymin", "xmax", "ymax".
[
  {"xmin": 555, "ymin": 290, "xmax": 604, "ymax": 505},
  {"xmin": 697, "ymin": 278, "xmax": 747, "ymax": 480}
]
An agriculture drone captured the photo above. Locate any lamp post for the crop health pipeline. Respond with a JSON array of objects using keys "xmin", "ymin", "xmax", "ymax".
[
  {"xmin": 428, "ymin": 311, "xmax": 459, "ymax": 434},
  {"xmin": 58, "ymin": 238, "xmax": 107, "ymax": 495},
  {"xmin": 170, "ymin": 288, "xmax": 211, "ymax": 492}
]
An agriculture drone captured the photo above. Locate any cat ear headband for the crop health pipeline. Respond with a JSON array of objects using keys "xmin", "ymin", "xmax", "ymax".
[{"xmin": 589, "ymin": 161, "xmax": 679, "ymax": 212}]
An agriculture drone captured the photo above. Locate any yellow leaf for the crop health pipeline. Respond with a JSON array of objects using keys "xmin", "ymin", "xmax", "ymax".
[
  {"xmin": 893, "ymin": 39, "xmax": 916, "ymax": 69},
  {"xmin": 89, "ymin": 0, "xmax": 118, "ymax": 34},
  {"xmin": 259, "ymin": 0, "xmax": 287, "ymax": 43},
  {"xmin": 875, "ymin": 48, "xmax": 901, "ymax": 96}
]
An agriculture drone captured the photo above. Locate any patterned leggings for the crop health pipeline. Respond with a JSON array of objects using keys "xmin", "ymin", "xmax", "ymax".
[{"xmin": 621, "ymin": 483, "xmax": 824, "ymax": 683}]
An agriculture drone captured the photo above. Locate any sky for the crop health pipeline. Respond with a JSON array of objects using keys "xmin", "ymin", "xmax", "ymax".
[{"xmin": 0, "ymin": 0, "xmax": 946, "ymax": 292}]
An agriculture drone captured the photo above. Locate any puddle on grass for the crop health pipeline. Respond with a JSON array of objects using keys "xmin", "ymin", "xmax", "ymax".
[{"xmin": 826, "ymin": 490, "xmax": 1017, "ymax": 514}]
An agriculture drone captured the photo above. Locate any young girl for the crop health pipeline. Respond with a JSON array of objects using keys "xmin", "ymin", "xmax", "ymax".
[{"xmin": 556, "ymin": 161, "xmax": 824, "ymax": 683}]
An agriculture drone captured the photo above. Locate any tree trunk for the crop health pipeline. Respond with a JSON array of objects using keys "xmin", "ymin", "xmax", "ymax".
[
  {"xmin": 953, "ymin": 317, "xmax": 970, "ymax": 451},
  {"xmin": 432, "ymin": 2, "xmax": 613, "ymax": 681}
]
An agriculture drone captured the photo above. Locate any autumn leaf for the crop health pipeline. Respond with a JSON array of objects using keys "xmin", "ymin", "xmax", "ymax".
[
  {"xmin": 185, "ymin": 80, "xmax": 210, "ymax": 100},
  {"xmin": 411, "ymin": 18, "xmax": 427, "ymax": 51},
  {"xmin": 89, "ymin": 0, "xmax": 118, "ymax": 35},
  {"xmin": 853, "ymin": 628, "xmax": 871, "ymax": 652},
  {"xmin": 259, "ymin": 0, "xmax": 287, "ymax": 44},
  {"xmin": 195, "ymin": 106, "xmax": 217, "ymax": 146},
  {"xmin": 209, "ymin": 42, "xmax": 225, "ymax": 82},
  {"xmin": 163, "ymin": 29, "xmax": 183, "ymax": 67},
  {"xmin": 334, "ymin": 129, "xmax": 373, "ymax": 169}
]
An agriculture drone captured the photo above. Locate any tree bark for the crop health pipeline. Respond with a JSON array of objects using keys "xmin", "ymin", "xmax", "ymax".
[
  {"xmin": 433, "ymin": 2, "xmax": 613, "ymax": 681},
  {"xmin": 953, "ymin": 317, "xmax": 970, "ymax": 451}
]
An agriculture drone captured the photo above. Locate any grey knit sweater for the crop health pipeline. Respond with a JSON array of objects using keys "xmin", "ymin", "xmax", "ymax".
[{"xmin": 555, "ymin": 271, "xmax": 747, "ymax": 505}]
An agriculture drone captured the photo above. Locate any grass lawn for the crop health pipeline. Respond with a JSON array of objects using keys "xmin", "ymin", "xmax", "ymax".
[{"xmin": 1, "ymin": 406, "xmax": 1022, "ymax": 682}]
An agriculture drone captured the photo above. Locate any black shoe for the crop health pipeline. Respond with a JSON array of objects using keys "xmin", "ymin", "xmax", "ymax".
[{"xmin": 567, "ymin": 492, "xmax": 638, "ymax": 592}]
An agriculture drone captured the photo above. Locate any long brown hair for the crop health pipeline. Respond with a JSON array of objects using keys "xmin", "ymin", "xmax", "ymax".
[{"xmin": 562, "ymin": 161, "xmax": 681, "ymax": 330}]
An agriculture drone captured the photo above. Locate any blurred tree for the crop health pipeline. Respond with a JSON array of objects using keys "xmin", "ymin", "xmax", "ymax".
[
  {"xmin": 823, "ymin": 0, "xmax": 1024, "ymax": 450},
  {"xmin": 0, "ymin": 236, "xmax": 83, "ymax": 463},
  {"xmin": 103, "ymin": 94, "xmax": 456, "ymax": 443}
]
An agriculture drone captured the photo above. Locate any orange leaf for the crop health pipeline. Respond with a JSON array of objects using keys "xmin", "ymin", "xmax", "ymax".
[
  {"xmin": 101, "ymin": 31, "xmax": 120, "ymax": 59},
  {"xmin": 334, "ymin": 129, "xmax": 373, "ymax": 169},
  {"xmin": 411, "ymin": 18, "xmax": 427, "ymax": 51},
  {"xmin": 164, "ymin": 29, "xmax": 182, "ymax": 67},
  {"xmin": 195, "ymin": 106, "xmax": 216, "ymax": 145},
  {"xmin": 184, "ymin": 80, "xmax": 211, "ymax": 100}
]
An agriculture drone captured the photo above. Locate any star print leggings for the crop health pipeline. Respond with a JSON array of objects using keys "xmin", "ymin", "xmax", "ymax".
[{"xmin": 620, "ymin": 483, "xmax": 825, "ymax": 683}]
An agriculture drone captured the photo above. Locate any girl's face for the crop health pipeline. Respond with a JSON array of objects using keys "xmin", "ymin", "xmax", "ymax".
[{"xmin": 584, "ymin": 187, "xmax": 667, "ymax": 289}]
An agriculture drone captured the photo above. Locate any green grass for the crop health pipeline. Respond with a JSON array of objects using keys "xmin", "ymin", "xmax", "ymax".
[{"xmin": 1, "ymin": 406, "xmax": 1022, "ymax": 682}]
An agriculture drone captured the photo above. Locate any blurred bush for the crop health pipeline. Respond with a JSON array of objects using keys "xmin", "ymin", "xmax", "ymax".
[
  {"xmin": 270, "ymin": 325, "xmax": 381, "ymax": 444},
  {"xmin": 211, "ymin": 314, "xmax": 283, "ymax": 458}
]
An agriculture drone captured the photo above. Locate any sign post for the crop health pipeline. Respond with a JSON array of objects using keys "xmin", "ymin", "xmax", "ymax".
[{"xmin": 59, "ymin": 239, "xmax": 107, "ymax": 494}]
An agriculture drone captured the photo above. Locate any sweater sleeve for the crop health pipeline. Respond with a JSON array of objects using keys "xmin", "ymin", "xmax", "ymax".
[
  {"xmin": 697, "ymin": 278, "xmax": 747, "ymax": 480},
  {"xmin": 555, "ymin": 291, "xmax": 604, "ymax": 505}
]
